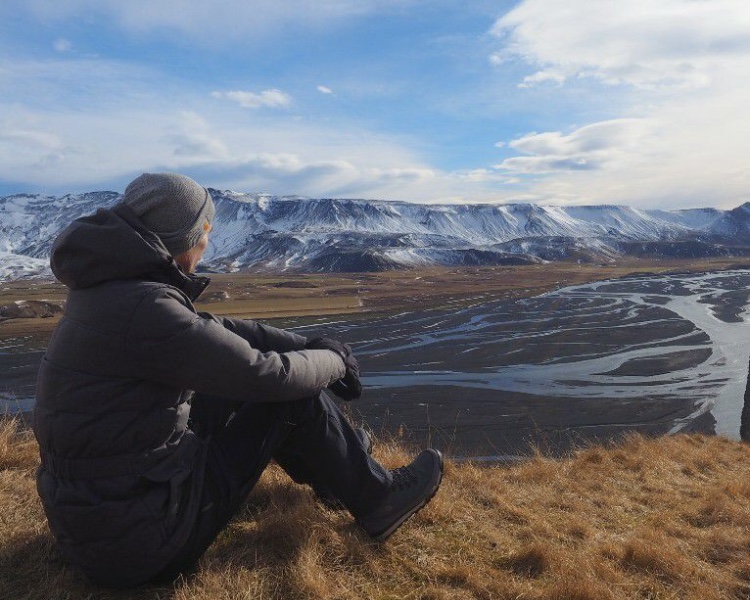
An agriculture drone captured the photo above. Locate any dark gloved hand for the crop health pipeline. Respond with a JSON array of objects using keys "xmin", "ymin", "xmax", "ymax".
[
  {"xmin": 305, "ymin": 336, "xmax": 350, "ymax": 360},
  {"xmin": 306, "ymin": 336, "xmax": 363, "ymax": 401},
  {"xmin": 328, "ymin": 354, "xmax": 362, "ymax": 401}
]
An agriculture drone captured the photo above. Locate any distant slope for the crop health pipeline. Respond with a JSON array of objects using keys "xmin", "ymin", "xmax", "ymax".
[{"xmin": 1, "ymin": 188, "xmax": 750, "ymax": 279}]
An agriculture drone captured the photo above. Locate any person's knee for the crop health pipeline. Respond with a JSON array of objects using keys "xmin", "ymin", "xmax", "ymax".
[{"xmin": 286, "ymin": 394, "xmax": 328, "ymax": 422}]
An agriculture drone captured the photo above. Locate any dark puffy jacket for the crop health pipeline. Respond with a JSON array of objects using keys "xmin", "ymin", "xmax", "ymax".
[{"xmin": 33, "ymin": 204, "xmax": 345, "ymax": 587}]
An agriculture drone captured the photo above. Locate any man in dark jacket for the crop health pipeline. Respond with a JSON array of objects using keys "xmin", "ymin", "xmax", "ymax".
[{"xmin": 33, "ymin": 172, "xmax": 443, "ymax": 588}]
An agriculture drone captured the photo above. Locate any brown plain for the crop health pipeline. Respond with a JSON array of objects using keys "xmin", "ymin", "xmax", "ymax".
[{"xmin": 2, "ymin": 258, "xmax": 748, "ymax": 340}]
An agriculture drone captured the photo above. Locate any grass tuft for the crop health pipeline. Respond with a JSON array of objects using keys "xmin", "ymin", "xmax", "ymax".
[{"xmin": 497, "ymin": 541, "xmax": 550, "ymax": 578}]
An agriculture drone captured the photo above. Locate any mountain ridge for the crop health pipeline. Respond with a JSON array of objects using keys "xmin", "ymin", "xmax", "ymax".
[{"xmin": 1, "ymin": 189, "xmax": 749, "ymax": 280}]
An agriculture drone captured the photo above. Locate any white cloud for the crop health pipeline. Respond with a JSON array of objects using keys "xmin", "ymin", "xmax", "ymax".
[
  {"xmin": 166, "ymin": 112, "xmax": 229, "ymax": 160},
  {"xmin": 0, "ymin": 127, "xmax": 61, "ymax": 150},
  {"xmin": 496, "ymin": 119, "xmax": 653, "ymax": 173},
  {"xmin": 0, "ymin": 124, "xmax": 67, "ymax": 173},
  {"xmin": 370, "ymin": 167, "xmax": 435, "ymax": 185},
  {"xmin": 493, "ymin": 0, "xmax": 750, "ymax": 90},
  {"xmin": 451, "ymin": 169, "xmax": 520, "ymax": 186},
  {"xmin": 0, "ymin": 53, "xmax": 461, "ymax": 200},
  {"xmin": 0, "ymin": 93, "xmax": 481, "ymax": 202},
  {"xmin": 211, "ymin": 89, "xmax": 292, "ymax": 109},
  {"xmin": 248, "ymin": 153, "xmax": 314, "ymax": 173},
  {"xmin": 490, "ymin": 0, "xmax": 750, "ymax": 208},
  {"xmin": 497, "ymin": 98, "xmax": 750, "ymax": 207},
  {"xmin": 7, "ymin": 0, "xmax": 747, "ymax": 208},
  {"xmin": 517, "ymin": 69, "xmax": 566, "ymax": 89}
]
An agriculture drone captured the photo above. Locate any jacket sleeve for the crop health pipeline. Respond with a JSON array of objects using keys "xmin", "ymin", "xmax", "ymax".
[
  {"xmin": 125, "ymin": 288, "xmax": 345, "ymax": 402},
  {"xmin": 197, "ymin": 312, "xmax": 307, "ymax": 353}
]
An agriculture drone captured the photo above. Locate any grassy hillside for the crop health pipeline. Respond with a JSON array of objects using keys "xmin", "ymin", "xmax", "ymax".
[{"xmin": 2, "ymin": 418, "xmax": 749, "ymax": 600}]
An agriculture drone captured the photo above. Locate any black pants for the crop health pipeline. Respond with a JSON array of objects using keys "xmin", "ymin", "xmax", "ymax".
[{"xmin": 153, "ymin": 392, "xmax": 391, "ymax": 582}]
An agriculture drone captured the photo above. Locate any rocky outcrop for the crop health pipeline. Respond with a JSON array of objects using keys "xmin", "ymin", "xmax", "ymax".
[{"xmin": 0, "ymin": 300, "xmax": 65, "ymax": 320}]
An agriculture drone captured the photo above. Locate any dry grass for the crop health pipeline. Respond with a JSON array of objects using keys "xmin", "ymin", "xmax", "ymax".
[{"xmin": 2, "ymin": 419, "xmax": 750, "ymax": 599}]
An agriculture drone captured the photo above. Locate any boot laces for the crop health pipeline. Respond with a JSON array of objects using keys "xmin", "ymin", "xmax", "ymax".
[{"xmin": 390, "ymin": 465, "xmax": 418, "ymax": 491}]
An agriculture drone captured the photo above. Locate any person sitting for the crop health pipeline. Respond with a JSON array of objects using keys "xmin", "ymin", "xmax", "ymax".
[{"xmin": 33, "ymin": 172, "xmax": 443, "ymax": 588}]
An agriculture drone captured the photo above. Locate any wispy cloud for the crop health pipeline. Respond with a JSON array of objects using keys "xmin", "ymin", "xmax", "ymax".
[
  {"xmin": 490, "ymin": 0, "xmax": 750, "ymax": 207},
  {"xmin": 13, "ymin": 0, "xmax": 419, "ymax": 41},
  {"xmin": 492, "ymin": 0, "xmax": 750, "ymax": 90},
  {"xmin": 166, "ymin": 112, "xmax": 229, "ymax": 160},
  {"xmin": 211, "ymin": 89, "xmax": 292, "ymax": 109},
  {"xmin": 496, "ymin": 119, "xmax": 652, "ymax": 174},
  {"xmin": 0, "ymin": 127, "xmax": 61, "ymax": 150},
  {"xmin": 1, "ymin": 0, "xmax": 748, "ymax": 208}
]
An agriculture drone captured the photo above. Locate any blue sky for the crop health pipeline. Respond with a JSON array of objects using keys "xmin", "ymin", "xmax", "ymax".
[{"xmin": 1, "ymin": 0, "xmax": 748, "ymax": 209}]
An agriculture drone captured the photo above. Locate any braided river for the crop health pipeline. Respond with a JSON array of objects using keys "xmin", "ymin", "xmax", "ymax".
[
  {"xmin": 3, "ymin": 269, "xmax": 750, "ymax": 458},
  {"xmin": 298, "ymin": 269, "xmax": 750, "ymax": 457}
]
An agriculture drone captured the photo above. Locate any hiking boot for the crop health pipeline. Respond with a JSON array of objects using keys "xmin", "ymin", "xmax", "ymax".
[
  {"xmin": 357, "ymin": 448, "xmax": 443, "ymax": 541},
  {"xmin": 316, "ymin": 428, "xmax": 373, "ymax": 509}
]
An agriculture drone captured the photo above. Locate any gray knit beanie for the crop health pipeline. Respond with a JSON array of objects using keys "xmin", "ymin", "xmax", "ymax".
[{"xmin": 121, "ymin": 172, "xmax": 215, "ymax": 256}]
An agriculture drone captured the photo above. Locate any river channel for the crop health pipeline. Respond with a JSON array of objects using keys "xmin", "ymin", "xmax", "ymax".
[
  {"xmin": 298, "ymin": 269, "xmax": 750, "ymax": 457},
  {"xmin": 2, "ymin": 269, "xmax": 750, "ymax": 458}
]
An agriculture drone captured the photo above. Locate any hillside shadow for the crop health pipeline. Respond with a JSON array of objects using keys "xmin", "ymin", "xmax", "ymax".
[
  {"xmin": 0, "ymin": 532, "xmax": 180, "ymax": 600},
  {"xmin": 0, "ymin": 478, "xmax": 384, "ymax": 600}
]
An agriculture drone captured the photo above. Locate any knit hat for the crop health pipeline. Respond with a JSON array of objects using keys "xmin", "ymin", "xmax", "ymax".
[{"xmin": 121, "ymin": 172, "xmax": 215, "ymax": 256}]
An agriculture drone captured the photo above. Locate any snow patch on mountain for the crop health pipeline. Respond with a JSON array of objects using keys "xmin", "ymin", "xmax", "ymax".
[
  {"xmin": 0, "ymin": 251, "xmax": 53, "ymax": 281},
  {"xmin": 1, "ymin": 189, "xmax": 749, "ymax": 281}
]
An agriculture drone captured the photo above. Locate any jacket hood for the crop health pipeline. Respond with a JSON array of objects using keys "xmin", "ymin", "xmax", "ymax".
[{"xmin": 51, "ymin": 204, "xmax": 209, "ymax": 299}]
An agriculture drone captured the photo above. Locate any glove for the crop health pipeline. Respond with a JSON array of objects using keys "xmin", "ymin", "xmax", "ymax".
[
  {"xmin": 306, "ymin": 336, "xmax": 363, "ymax": 401},
  {"xmin": 328, "ymin": 354, "xmax": 362, "ymax": 401},
  {"xmin": 305, "ymin": 336, "xmax": 350, "ymax": 360}
]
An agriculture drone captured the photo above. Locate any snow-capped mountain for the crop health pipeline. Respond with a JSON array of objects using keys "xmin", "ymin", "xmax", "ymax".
[{"xmin": 1, "ymin": 188, "xmax": 749, "ymax": 280}]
